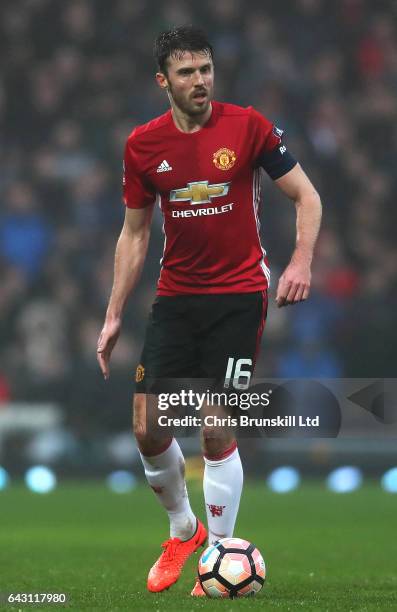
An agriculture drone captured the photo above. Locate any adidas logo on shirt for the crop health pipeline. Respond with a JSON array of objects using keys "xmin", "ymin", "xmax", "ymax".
[{"xmin": 156, "ymin": 160, "xmax": 173, "ymax": 173}]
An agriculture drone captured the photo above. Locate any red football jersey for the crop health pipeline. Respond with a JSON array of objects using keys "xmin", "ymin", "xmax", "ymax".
[{"xmin": 123, "ymin": 101, "xmax": 283, "ymax": 295}]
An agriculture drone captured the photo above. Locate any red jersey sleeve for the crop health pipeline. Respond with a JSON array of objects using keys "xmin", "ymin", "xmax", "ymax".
[
  {"xmin": 248, "ymin": 107, "xmax": 283, "ymax": 161},
  {"xmin": 122, "ymin": 136, "xmax": 156, "ymax": 209}
]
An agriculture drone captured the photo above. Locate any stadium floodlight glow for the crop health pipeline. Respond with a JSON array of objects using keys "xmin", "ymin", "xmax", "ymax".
[
  {"xmin": 326, "ymin": 466, "xmax": 362, "ymax": 493},
  {"xmin": 266, "ymin": 466, "xmax": 300, "ymax": 493},
  {"xmin": 25, "ymin": 465, "xmax": 57, "ymax": 494},
  {"xmin": 381, "ymin": 468, "xmax": 397, "ymax": 493},
  {"xmin": 0, "ymin": 466, "xmax": 9, "ymax": 490},
  {"xmin": 106, "ymin": 470, "xmax": 137, "ymax": 494}
]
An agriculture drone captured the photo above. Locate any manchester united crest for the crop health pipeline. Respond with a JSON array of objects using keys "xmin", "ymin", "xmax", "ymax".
[
  {"xmin": 213, "ymin": 147, "xmax": 236, "ymax": 171},
  {"xmin": 135, "ymin": 364, "xmax": 145, "ymax": 383}
]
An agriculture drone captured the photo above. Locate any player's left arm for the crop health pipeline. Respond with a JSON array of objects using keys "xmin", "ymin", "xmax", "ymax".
[{"xmin": 274, "ymin": 163, "xmax": 322, "ymax": 307}]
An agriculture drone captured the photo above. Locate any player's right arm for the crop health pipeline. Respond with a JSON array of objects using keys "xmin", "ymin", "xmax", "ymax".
[{"xmin": 97, "ymin": 205, "xmax": 154, "ymax": 379}]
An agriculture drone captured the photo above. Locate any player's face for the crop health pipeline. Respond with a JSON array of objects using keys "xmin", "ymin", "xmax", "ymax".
[{"xmin": 157, "ymin": 51, "xmax": 214, "ymax": 117}]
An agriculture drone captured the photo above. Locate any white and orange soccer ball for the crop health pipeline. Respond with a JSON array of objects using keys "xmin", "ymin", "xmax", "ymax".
[{"xmin": 197, "ymin": 537, "xmax": 266, "ymax": 598}]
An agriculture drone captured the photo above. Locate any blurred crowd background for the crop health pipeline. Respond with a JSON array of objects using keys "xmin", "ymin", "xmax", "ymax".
[{"xmin": 0, "ymin": 0, "xmax": 396, "ymax": 469}]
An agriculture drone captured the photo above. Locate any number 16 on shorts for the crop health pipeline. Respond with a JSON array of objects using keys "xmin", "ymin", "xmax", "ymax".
[{"xmin": 224, "ymin": 357, "xmax": 252, "ymax": 390}]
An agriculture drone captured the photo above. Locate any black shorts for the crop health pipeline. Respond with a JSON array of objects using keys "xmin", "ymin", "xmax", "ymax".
[{"xmin": 135, "ymin": 291, "xmax": 268, "ymax": 394}]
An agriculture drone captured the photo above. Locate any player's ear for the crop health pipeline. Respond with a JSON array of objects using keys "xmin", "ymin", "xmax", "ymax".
[{"xmin": 156, "ymin": 72, "xmax": 169, "ymax": 90}]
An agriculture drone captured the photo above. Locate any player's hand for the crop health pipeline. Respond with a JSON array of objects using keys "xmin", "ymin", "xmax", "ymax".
[
  {"xmin": 97, "ymin": 318, "xmax": 121, "ymax": 380},
  {"xmin": 275, "ymin": 261, "xmax": 311, "ymax": 307}
]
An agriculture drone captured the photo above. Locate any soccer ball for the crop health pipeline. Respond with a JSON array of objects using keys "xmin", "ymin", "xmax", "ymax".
[{"xmin": 198, "ymin": 537, "xmax": 266, "ymax": 598}]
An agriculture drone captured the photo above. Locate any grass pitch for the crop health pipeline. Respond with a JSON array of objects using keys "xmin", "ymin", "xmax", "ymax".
[{"xmin": 0, "ymin": 480, "xmax": 396, "ymax": 611}]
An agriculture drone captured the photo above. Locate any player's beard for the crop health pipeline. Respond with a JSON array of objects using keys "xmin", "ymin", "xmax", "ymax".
[{"xmin": 168, "ymin": 83, "xmax": 212, "ymax": 117}]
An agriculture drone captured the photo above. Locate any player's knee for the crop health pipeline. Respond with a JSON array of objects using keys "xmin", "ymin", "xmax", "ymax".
[
  {"xmin": 133, "ymin": 421, "xmax": 168, "ymax": 455},
  {"xmin": 201, "ymin": 422, "xmax": 219, "ymax": 445},
  {"xmin": 132, "ymin": 393, "xmax": 146, "ymax": 435},
  {"xmin": 133, "ymin": 424, "xmax": 148, "ymax": 447},
  {"xmin": 201, "ymin": 425, "xmax": 235, "ymax": 457},
  {"xmin": 201, "ymin": 419, "xmax": 232, "ymax": 444},
  {"xmin": 132, "ymin": 393, "xmax": 171, "ymax": 454},
  {"xmin": 132, "ymin": 393, "xmax": 155, "ymax": 448}
]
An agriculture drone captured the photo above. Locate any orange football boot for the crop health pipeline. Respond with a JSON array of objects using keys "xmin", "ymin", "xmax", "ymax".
[
  {"xmin": 191, "ymin": 577, "xmax": 206, "ymax": 596},
  {"xmin": 147, "ymin": 520, "xmax": 207, "ymax": 592}
]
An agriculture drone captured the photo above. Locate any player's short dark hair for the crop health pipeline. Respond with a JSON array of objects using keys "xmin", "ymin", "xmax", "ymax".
[{"xmin": 154, "ymin": 25, "xmax": 214, "ymax": 75}]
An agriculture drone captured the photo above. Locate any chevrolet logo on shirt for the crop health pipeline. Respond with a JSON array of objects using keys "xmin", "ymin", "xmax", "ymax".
[{"xmin": 169, "ymin": 181, "xmax": 230, "ymax": 205}]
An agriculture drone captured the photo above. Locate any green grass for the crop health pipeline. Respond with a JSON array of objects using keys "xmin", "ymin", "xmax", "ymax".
[{"xmin": 0, "ymin": 481, "xmax": 396, "ymax": 611}]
